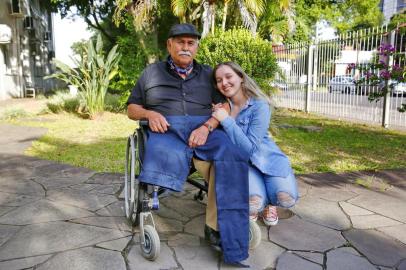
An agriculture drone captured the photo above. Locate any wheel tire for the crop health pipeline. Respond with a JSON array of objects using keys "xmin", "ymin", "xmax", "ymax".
[
  {"xmin": 141, "ymin": 225, "xmax": 160, "ymax": 261},
  {"xmin": 124, "ymin": 136, "xmax": 135, "ymax": 221},
  {"xmin": 249, "ymin": 220, "xmax": 261, "ymax": 250},
  {"xmin": 124, "ymin": 135, "xmax": 141, "ymax": 225}
]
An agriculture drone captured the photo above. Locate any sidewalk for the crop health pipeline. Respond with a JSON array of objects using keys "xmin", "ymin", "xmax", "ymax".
[{"xmin": 0, "ymin": 123, "xmax": 405, "ymax": 270}]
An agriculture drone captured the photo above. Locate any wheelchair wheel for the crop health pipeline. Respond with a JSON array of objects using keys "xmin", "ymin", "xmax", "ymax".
[
  {"xmin": 249, "ymin": 220, "xmax": 261, "ymax": 250},
  {"xmin": 124, "ymin": 135, "xmax": 141, "ymax": 224},
  {"xmin": 141, "ymin": 225, "xmax": 160, "ymax": 261}
]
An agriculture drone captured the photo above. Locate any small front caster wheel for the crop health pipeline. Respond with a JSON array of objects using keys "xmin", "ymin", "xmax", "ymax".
[{"xmin": 141, "ymin": 225, "xmax": 160, "ymax": 261}]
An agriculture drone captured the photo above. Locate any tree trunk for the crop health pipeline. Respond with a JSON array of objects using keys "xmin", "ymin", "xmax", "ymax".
[{"xmin": 222, "ymin": 1, "xmax": 228, "ymax": 31}]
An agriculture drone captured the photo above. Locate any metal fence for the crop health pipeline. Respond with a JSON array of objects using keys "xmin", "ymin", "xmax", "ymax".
[{"xmin": 272, "ymin": 24, "xmax": 406, "ymax": 129}]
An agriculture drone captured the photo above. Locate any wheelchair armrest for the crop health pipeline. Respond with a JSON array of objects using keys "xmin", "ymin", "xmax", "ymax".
[{"xmin": 139, "ymin": 120, "xmax": 149, "ymax": 126}]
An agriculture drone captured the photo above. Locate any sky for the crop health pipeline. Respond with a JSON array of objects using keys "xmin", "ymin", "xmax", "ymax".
[{"xmin": 53, "ymin": 14, "xmax": 92, "ymax": 67}]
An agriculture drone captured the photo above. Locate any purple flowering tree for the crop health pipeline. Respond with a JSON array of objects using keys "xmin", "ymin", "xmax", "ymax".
[{"xmin": 349, "ymin": 43, "xmax": 406, "ymax": 112}]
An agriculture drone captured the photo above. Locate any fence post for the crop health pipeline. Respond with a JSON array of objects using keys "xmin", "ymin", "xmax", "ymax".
[
  {"xmin": 381, "ymin": 30, "xmax": 396, "ymax": 128},
  {"xmin": 305, "ymin": 44, "xmax": 314, "ymax": 112}
]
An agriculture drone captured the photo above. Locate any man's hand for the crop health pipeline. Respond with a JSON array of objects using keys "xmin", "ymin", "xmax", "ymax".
[
  {"xmin": 188, "ymin": 126, "xmax": 210, "ymax": 148},
  {"xmin": 146, "ymin": 111, "xmax": 170, "ymax": 133}
]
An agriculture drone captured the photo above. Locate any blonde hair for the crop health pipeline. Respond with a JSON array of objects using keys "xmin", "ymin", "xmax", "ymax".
[{"xmin": 213, "ymin": 61, "xmax": 271, "ymax": 104}]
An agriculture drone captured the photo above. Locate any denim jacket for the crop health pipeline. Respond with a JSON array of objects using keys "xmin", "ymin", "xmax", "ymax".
[{"xmin": 220, "ymin": 98, "xmax": 292, "ymax": 177}]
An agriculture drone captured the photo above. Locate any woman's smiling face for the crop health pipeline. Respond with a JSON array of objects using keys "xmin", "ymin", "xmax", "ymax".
[{"xmin": 214, "ymin": 65, "xmax": 244, "ymax": 98}]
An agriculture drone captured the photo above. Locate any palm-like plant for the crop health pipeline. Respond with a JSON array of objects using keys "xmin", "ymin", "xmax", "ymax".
[
  {"xmin": 170, "ymin": 0, "xmax": 265, "ymax": 36},
  {"xmin": 47, "ymin": 35, "xmax": 121, "ymax": 119}
]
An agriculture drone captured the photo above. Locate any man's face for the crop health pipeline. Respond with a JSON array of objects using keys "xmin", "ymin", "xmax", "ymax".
[{"xmin": 167, "ymin": 35, "xmax": 199, "ymax": 68}]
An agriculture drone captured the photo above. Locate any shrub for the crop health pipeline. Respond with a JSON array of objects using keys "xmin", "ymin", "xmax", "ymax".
[
  {"xmin": 105, "ymin": 93, "xmax": 125, "ymax": 113},
  {"xmin": 46, "ymin": 91, "xmax": 81, "ymax": 114},
  {"xmin": 47, "ymin": 35, "xmax": 121, "ymax": 119},
  {"xmin": 197, "ymin": 29, "xmax": 278, "ymax": 93}
]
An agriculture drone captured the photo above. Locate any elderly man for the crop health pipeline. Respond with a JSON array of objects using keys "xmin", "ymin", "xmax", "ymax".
[{"xmin": 127, "ymin": 23, "xmax": 249, "ymax": 264}]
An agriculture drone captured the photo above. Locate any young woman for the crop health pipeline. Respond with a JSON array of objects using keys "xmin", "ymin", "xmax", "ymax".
[{"xmin": 212, "ymin": 62, "xmax": 298, "ymax": 226}]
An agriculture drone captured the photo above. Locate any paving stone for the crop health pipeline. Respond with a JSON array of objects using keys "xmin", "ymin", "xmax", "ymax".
[
  {"xmin": 293, "ymin": 251, "xmax": 324, "ymax": 265},
  {"xmin": 0, "ymin": 124, "xmax": 46, "ymax": 154},
  {"xmin": 36, "ymin": 247, "xmax": 125, "ymax": 270},
  {"xmin": 297, "ymin": 180, "xmax": 310, "ymax": 198},
  {"xmin": 173, "ymin": 245, "xmax": 219, "ymax": 270},
  {"xmin": 96, "ymin": 236, "xmax": 132, "ymax": 251},
  {"xmin": 154, "ymin": 215, "xmax": 184, "ymax": 233},
  {"xmin": 0, "ymin": 178, "xmax": 44, "ymax": 196},
  {"xmin": 0, "ymin": 224, "xmax": 21, "ymax": 247},
  {"xmin": 0, "ymin": 221, "xmax": 130, "ymax": 260},
  {"xmin": 89, "ymin": 184, "xmax": 122, "ymax": 195},
  {"xmin": 70, "ymin": 216, "xmax": 132, "ymax": 232},
  {"xmin": 344, "ymin": 229, "xmax": 406, "ymax": 267},
  {"xmin": 0, "ymin": 199, "xmax": 94, "ymax": 225},
  {"xmin": 348, "ymin": 192, "xmax": 406, "ymax": 223},
  {"xmin": 398, "ymin": 260, "xmax": 406, "ymax": 270},
  {"xmin": 86, "ymin": 172, "xmax": 123, "ymax": 184},
  {"xmin": 96, "ymin": 201, "xmax": 126, "ymax": 217},
  {"xmin": 34, "ymin": 163, "xmax": 81, "ymax": 177},
  {"xmin": 339, "ymin": 202, "xmax": 374, "ymax": 216},
  {"xmin": 47, "ymin": 188, "xmax": 117, "ymax": 211},
  {"xmin": 184, "ymin": 215, "xmax": 205, "ymax": 238},
  {"xmin": 34, "ymin": 175, "xmax": 89, "ymax": 190},
  {"xmin": 326, "ymin": 247, "xmax": 377, "ymax": 270},
  {"xmin": 268, "ymin": 216, "xmax": 346, "ymax": 252},
  {"xmin": 377, "ymin": 224, "xmax": 406, "ymax": 245},
  {"xmin": 337, "ymin": 247, "xmax": 362, "ymax": 256},
  {"xmin": 168, "ymin": 233, "xmax": 201, "ymax": 247},
  {"xmin": 0, "ymin": 192, "xmax": 41, "ymax": 207},
  {"xmin": 70, "ymin": 184, "xmax": 98, "ymax": 192},
  {"xmin": 308, "ymin": 186, "xmax": 358, "ymax": 202},
  {"xmin": 0, "ymin": 206, "xmax": 14, "ymax": 216},
  {"xmin": 292, "ymin": 197, "xmax": 351, "ymax": 230},
  {"xmin": 276, "ymin": 252, "xmax": 322, "ymax": 270},
  {"xmin": 351, "ymin": 214, "xmax": 402, "ymax": 229},
  {"xmin": 161, "ymin": 196, "xmax": 206, "ymax": 218},
  {"xmin": 128, "ymin": 242, "xmax": 178, "ymax": 270},
  {"xmin": 277, "ymin": 208, "xmax": 295, "ymax": 219},
  {"xmin": 0, "ymin": 254, "xmax": 52, "ymax": 270},
  {"xmin": 156, "ymin": 203, "xmax": 190, "ymax": 222},
  {"xmin": 222, "ymin": 240, "xmax": 285, "ymax": 269}
]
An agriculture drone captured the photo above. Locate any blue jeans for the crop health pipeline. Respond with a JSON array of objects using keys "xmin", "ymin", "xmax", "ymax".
[
  {"xmin": 139, "ymin": 116, "xmax": 249, "ymax": 263},
  {"xmin": 248, "ymin": 166, "xmax": 298, "ymax": 210}
]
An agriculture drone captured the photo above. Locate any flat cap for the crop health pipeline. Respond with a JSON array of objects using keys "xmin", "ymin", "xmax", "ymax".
[{"xmin": 168, "ymin": 23, "xmax": 201, "ymax": 39}]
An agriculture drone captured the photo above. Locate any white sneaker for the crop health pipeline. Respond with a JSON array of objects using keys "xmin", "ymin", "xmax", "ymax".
[{"xmin": 262, "ymin": 205, "xmax": 278, "ymax": 226}]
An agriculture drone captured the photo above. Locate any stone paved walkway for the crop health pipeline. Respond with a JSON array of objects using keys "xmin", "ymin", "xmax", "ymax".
[{"xmin": 0, "ymin": 123, "xmax": 405, "ymax": 270}]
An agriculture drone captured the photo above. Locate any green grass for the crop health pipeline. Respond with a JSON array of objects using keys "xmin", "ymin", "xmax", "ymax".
[
  {"xmin": 271, "ymin": 109, "xmax": 406, "ymax": 174},
  {"xmin": 3, "ymin": 112, "xmax": 136, "ymax": 172},
  {"xmin": 2, "ymin": 109, "xmax": 405, "ymax": 174}
]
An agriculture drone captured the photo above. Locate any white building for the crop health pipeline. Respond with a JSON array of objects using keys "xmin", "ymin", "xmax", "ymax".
[
  {"xmin": 380, "ymin": 0, "xmax": 406, "ymax": 23},
  {"xmin": 0, "ymin": 0, "xmax": 55, "ymax": 100}
]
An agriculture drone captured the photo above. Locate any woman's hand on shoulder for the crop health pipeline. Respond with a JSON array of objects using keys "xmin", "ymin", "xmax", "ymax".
[{"xmin": 212, "ymin": 107, "xmax": 229, "ymax": 122}]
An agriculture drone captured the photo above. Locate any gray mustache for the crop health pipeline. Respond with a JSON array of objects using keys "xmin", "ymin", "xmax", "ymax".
[{"xmin": 178, "ymin": 51, "xmax": 191, "ymax": 56}]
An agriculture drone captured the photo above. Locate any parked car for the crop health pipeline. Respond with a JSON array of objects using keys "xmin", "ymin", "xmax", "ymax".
[
  {"xmin": 328, "ymin": 75, "xmax": 356, "ymax": 94},
  {"xmin": 270, "ymin": 80, "xmax": 289, "ymax": 91},
  {"xmin": 391, "ymin": 82, "xmax": 406, "ymax": 97}
]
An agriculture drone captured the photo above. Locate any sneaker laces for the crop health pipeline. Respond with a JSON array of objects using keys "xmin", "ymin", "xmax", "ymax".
[{"xmin": 262, "ymin": 205, "xmax": 278, "ymax": 223}]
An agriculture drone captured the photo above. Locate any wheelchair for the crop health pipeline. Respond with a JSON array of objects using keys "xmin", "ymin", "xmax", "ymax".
[{"xmin": 124, "ymin": 120, "xmax": 261, "ymax": 261}]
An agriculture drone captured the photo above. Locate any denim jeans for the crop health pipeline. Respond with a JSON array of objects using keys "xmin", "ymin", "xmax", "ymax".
[
  {"xmin": 139, "ymin": 116, "xmax": 250, "ymax": 263},
  {"xmin": 248, "ymin": 165, "xmax": 298, "ymax": 210}
]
